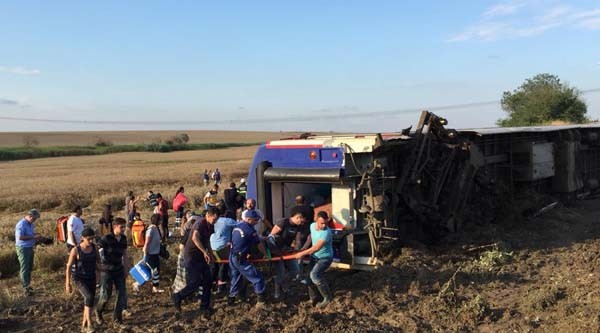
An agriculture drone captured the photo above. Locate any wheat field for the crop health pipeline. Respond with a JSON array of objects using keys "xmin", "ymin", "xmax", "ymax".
[{"xmin": 0, "ymin": 145, "xmax": 259, "ymax": 283}]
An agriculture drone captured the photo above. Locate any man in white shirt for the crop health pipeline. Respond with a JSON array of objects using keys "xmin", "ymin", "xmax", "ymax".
[
  {"xmin": 241, "ymin": 198, "xmax": 272, "ymax": 236},
  {"xmin": 66, "ymin": 206, "xmax": 84, "ymax": 252}
]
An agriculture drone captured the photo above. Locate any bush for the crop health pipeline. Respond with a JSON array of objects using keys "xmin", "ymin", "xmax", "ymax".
[
  {"xmin": 175, "ymin": 133, "xmax": 190, "ymax": 144},
  {"xmin": 22, "ymin": 135, "xmax": 40, "ymax": 148},
  {"xmin": 0, "ymin": 248, "xmax": 19, "ymax": 277},
  {"xmin": 60, "ymin": 193, "xmax": 93, "ymax": 210},
  {"xmin": 460, "ymin": 294, "xmax": 491, "ymax": 324},
  {"xmin": 0, "ymin": 142, "xmax": 258, "ymax": 161},
  {"xmin": 34, "ymin": 244, "xmax": 66, "ymax": 272},
  {"xmin": 94, "ymin": 136, "xmax": 113, "ymax": 147},
  {"xmin": 0, "ymin": 287, "xmax": 20, "ymax": 311},
  {"xmin": 477, "ymin": 247, "xmax": 513, "ymax": 271}
]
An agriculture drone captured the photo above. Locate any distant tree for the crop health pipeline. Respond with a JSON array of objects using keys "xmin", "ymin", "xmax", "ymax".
[
  {"xmin": 497, "ymin": 74, "xmax": 589, "ymax": 127},
  {"xmin": 22, "ymin": 135, "xmax": 39, "ymax": 148},
  {"xmin": 166, "ymin": 133, "xmax": 190, "ymax": 145},
  {"xmin": 94, "ymin": 136, "xmax": 113, "ymax": 147},
  {"xmin": 175, "ymin": 133, "xmax": 190, "ymax": 144}
]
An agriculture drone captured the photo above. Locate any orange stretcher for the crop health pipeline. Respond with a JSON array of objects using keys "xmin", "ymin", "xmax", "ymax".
[{"xmin": 213, "ymin": 249, "xmax": 304, "ymax": 264}]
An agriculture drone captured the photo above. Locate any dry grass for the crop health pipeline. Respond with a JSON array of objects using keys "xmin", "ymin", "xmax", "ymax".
[
  {"xmin": 0, "ymin": 145, "xmax": 257, "ymax": 214},
  {"xmin": 0, "ymin": 145, "xmax": 255, "ymax": 279},
  {"xmin": 0, "ymin": 130, "xmax": 295, "ymax": 147}
]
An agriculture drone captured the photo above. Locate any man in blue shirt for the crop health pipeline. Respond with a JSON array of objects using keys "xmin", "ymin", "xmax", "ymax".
[
  {"xmin": 15, "ymin": 209, "xmax": 42, "ymax": 295},
  {"xmin": 210, "ymin": 215, "xmax": 238, "ymax": 292},
  {"xmin": 228, "ymin": 209, "xmax": 267, "ymax": 307},
  {"xmin": 294, "ymin": 211, "xmax": 334, "ymax": 308}
]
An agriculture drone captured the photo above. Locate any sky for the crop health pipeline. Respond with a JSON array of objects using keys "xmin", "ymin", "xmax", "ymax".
[{"xmin": 0, "ymin": 0, "xmax": 599, "ymax": 132}]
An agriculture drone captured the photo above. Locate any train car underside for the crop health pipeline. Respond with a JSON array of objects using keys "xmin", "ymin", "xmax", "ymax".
[{"xmin": 251, "ymin": 112, "xmax": 600, "ymax": 270}]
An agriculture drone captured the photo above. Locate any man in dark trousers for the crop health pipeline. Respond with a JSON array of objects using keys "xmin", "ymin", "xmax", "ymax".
[
  {"xmin": 227, "ymin": 209, "xmax": 267, "ymax": 308},
  {"xmin": 156, "ymin": 193, "xmax": 169, "ymax": 241},
  {"xmin": 171, "ymin": 207, "xmax": 219, "ymax": 314},
  {"xmin": 96, "ymin": 218, "xmax": 130, "ymax": 325},
  {"xmin": 223, "ymin": 182, "xmax": 241, "ymax": 220},
  {"xmin": 267, "ymin": 206, "xmax": 309, "ymax": 299}
]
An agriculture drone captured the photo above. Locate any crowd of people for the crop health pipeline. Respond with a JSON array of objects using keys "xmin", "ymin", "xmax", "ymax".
[{"xmin": 13, "ymin": 174, "xmax": 335, "ymax": 331}]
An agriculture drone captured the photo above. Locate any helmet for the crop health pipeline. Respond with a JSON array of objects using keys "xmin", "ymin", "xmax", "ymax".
[{"xmin": 240, "ymin": 178, "xmax": 245, "ymax": 183}]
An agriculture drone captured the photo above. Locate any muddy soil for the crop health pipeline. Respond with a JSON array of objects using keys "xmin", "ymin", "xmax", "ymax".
[{"xmin": 2, "ymin": 198, "xmax": 600, "ymax": 332}]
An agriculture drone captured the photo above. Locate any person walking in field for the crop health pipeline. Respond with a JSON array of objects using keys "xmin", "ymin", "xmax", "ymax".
[
  {"xmin": 98, "ymin": 204, "xmax": 113, "ymax": 237},
  {"xmin": 173, "ymin": 186, "xmax": 188, "ymax": 231},
  {"xmin": 127, "ymin": 195, "xmax": 141, "ymax": 225},
  {"xmin": 96, "ymin": 218, "xmax": 130, "ymax": 326},
  {"xmin": 15, "ymin": 209, "xmax": 42, "ymax": 296},
  {"xmin": 65, "ymin": 227, "xmax": 99, "ymax": 333},
  {"xmin": 126, "ymin": 195, "xmax": 142, "ymax": 243},
  {"xmin": 146, "ymin": 191, "xmax": 159, "ymax": 213},
  {"xmin": 203, "ymin": 169, "xmax": 210, "ymax": 187},
  {"xmin": 204, "ymin": 184, "xmax": 220, "ymax": 210},
  {"xmin": 67, "ymin": 206, "xmax": 84, "ymax": 253},
  {"xmin": 132, "ymin": 214, "xmax": 164, "ymax": 294},
  {"xmin": 156, "ymin": 193, "xmax": 169, "ymax": 241},
  {"xmin": 294, "ymin": 211, "xmax": 334, "ymax": 308},
  {"xmin": 124, "ymin": 191, "xmax": 133, "ymax": 223},
  {"xmin": 212, "ymin": 168, "xmax": 221, "ymax": 185}
]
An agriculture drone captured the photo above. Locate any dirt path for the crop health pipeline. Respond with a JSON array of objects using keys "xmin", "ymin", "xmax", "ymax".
[{"xmin": 2, "ymin": 198, "xmax": 600, "ymax": 332}]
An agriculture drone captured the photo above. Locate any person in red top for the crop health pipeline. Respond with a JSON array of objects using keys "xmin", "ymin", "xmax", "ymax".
[
  {"xmin": 172, "ymin": 187, "xmax": 188, "ymax": 231},
  {"xmin": 156, "ymin": 193, "xmax": 169, "ymax": 242}
]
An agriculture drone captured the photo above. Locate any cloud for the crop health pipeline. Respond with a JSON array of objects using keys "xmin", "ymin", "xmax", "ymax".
[
  {"xmin": 483, "ymin": 0, "xmax": 526, "ymax": 18},
  {"xmin": 0, "ymin": 98, "xmax": 29, "ymax": 108},
  {"xmin": 0, "ymin": 98, "xmax": 19, "ymax": 106},
  {"xmin": 449, "ymin": 1, "xmax": 600, "ymax": 42},
  {"xmin": 578, "ymin": 17, "xmax": 600, "ymax": 29},
  {"xmin": 0, "ymin": 66, "xmax": 40, "ymax": 75}
]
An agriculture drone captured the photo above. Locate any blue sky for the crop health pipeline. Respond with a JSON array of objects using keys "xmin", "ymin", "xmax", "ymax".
[{"xmin": 0, "ymin": 0, "xmax": 599, "ymax": 132}]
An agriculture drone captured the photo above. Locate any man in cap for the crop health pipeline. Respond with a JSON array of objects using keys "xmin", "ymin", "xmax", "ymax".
[
  {"xmin": 228, "ymin": 209, "xmax": 267, "ymax": 308},
  {"xmin": 15, "ymin": 209, "xmax": 42, "ymax": 295}
]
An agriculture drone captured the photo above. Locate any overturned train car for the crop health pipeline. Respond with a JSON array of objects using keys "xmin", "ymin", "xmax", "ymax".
[{"xmin": 245, "ymin": 112, "xmax": 600, "ymax": 270}]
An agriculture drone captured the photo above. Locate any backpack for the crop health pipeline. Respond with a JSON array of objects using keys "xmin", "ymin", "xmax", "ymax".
[
  {"xmin": 56, "ymin": 215, "xmax": 69, "ymax": 243},
  {"xmin": 131, "ymin": 219, "xmax": 146, "ymax": 248}
]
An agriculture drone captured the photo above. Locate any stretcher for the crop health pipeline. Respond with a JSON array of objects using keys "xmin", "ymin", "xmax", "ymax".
[{"xmin": 213, "ymin": 249, "xmax": 303, "ymax": 264}]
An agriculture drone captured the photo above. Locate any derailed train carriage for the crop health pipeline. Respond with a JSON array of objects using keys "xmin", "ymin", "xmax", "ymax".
[{"xmin": 245, "ymin": 112, "xmax": 600, "ymax": 270}]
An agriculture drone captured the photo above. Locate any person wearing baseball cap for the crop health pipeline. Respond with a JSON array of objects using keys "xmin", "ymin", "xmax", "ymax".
[
  {"xmin": 227, "ymin": 208, "xmax": 267, "ymax": 308},
  {"xmin": 15, "ymin": 209, "xmax": 42, "ymax": 295}
]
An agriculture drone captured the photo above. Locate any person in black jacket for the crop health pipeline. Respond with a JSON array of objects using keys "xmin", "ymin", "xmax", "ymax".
[{"xmin": 223, "ymin": 182, "xmax": 242, "ymax": 219}]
